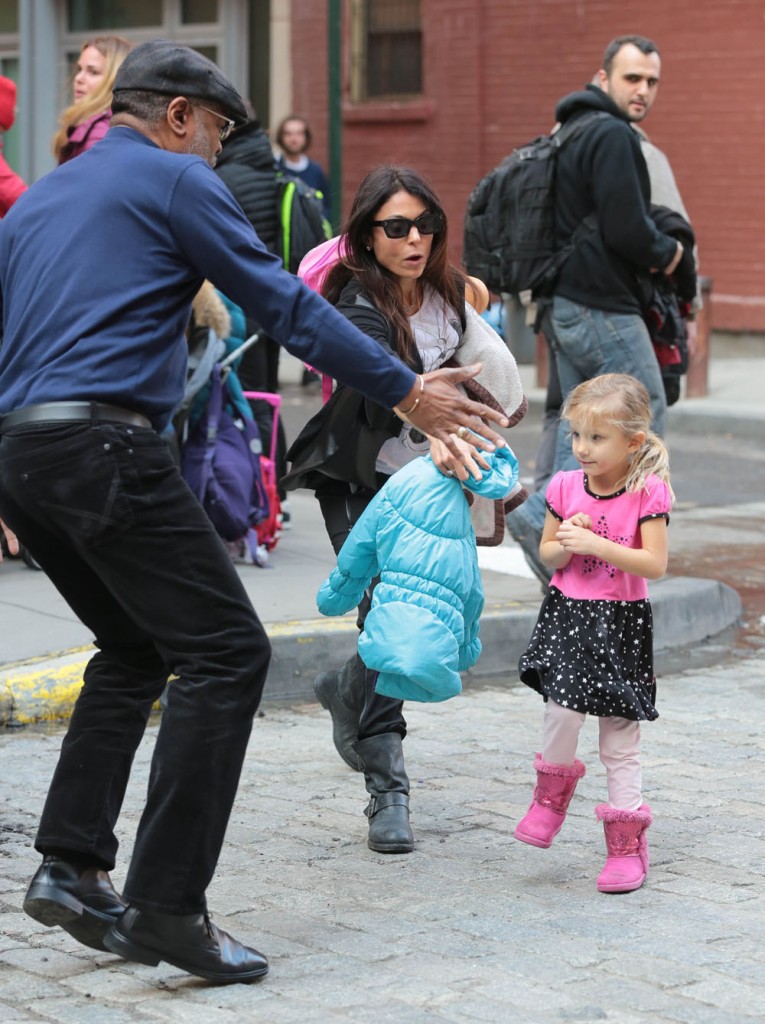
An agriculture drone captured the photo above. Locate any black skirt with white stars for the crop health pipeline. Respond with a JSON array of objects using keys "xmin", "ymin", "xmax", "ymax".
[{"xmin": 518, "ymin": 586, "xmax": 658, "ymax": 721}]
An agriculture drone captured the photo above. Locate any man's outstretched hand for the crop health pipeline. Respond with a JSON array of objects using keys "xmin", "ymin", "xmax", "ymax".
[
  {"xmin": 0, "ymin": 518, "xmax": 19, "ymax": 564},
  {"xmin": 395, "ymin": 363, "xmax": 510, "ymax": 457}
]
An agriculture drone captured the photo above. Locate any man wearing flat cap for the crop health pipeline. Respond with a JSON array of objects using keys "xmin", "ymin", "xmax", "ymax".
[{"xmin": 0, "ymin": 40, "xmax": 508, "ymax": 984}]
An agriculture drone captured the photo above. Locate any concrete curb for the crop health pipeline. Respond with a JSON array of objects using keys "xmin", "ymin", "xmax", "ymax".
[
  {"xmin": 666, "ymin": 400, "xmax": 765, "ymax": 440},
  {"xmin": 520, "ymin": 385, "xmax": 765, "ymax": 440},
  {"xmin": 0, "ymin": 575, "xmax": 742, "ymax": 728}
]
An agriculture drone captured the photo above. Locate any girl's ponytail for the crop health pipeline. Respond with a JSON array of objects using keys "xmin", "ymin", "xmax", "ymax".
[{"xmin": 626, "ymin": 429, "xmax": 674, "ymax": 500}]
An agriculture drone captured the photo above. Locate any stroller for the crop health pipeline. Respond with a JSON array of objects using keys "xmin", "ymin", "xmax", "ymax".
[
  {"xmin": 178, "ymin": 328, "xmax": 281, "ymax": 566},
  {"xmin": 242, "ymin": 390, "xmax": 283, "ymax": 553}
]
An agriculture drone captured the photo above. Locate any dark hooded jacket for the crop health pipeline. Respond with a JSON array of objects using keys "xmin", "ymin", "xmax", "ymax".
[
  {"xmin": 214, "ymin": 120, "xmax": 279, "ymax": 254},
  {"xmin": 553, "ymin": 85, "xmax": 678, "ymax": 315}
]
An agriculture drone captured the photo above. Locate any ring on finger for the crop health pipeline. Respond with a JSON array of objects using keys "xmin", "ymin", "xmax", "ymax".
[{"xmin": 457, "ymin": 425, "xmax": 469, "ymax": 440}]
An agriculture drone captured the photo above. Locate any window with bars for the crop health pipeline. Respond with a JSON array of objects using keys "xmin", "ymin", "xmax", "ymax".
[{"xmin": 351, "ymin": 0, "xmax": 422, "ymax": 102}]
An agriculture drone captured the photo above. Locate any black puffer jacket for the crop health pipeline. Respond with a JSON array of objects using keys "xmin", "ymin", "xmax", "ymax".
[
  {"xmin": 215, "ymin": 121, "xmax": 279, "ymax": 254},
  {"xmin": 649, "ymin": 205, "xmax": 696, "ymax": 305},
  {"xmin": 553, "ymin": 85, "xmax": 678, "ymax": 315},
  {"xmin": 282, "ymin": 279, "xmax": 407, "ymax": 493}
]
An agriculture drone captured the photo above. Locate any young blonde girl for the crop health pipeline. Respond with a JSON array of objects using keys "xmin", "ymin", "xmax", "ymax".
[{"xmin": 515, "ymin": 373, "xmax": 673, "ymax": 893}]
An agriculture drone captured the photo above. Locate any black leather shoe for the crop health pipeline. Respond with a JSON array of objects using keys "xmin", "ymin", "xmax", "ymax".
[
  {"xmin": 103, "ymin": 906, "xmax": 269, "ymax": 984},
  {"xmin": 23, "ymin": 855, "xmax": 127, "ymax": 951}
]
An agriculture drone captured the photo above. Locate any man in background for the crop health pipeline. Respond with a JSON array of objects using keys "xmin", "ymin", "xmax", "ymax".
[
  {"xmin": 530, "ymin": 75, "xmax": 701, "ymax": 496},
  {"xmin": 505, "ymin": 34, "xmax": 684, "ymax": 582},
  {"xmin": 275, "ymin": 113, "xmax": 332, "ymax": 222}
]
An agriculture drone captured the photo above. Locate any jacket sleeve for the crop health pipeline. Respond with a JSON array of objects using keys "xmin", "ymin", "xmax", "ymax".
[
  {"xmin": 587, "ymin": 122, "xmax": 678, "ymax": 272},
  {"xmin": 316, "ymin": 489, "xmax": 384, "ymax": 616}
]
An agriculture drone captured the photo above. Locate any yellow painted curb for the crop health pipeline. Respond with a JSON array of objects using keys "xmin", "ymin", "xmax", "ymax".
[
  {"xmin": 0, "ymin": 618, "xmax": 357, "ymax": 726},
  {"xmin": 0, "ymin": 602, "xmax": 528, "ymax": 726},
  {"xmin": 1, "ymin": 647, "xmax": 93, "ymax": 725}
]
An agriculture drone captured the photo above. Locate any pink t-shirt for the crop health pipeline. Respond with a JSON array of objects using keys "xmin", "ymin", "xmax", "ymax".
[{"xmin": 546, "ymin": 470, "xmax": 671, "ymax": 602}]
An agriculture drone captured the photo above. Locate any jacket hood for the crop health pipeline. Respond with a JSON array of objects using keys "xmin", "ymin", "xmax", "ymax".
[
  {"xmin": 555, "ymin": 83, "xmax": 626, "ymax": 126},
  {"xmin": 217, "ymin": 120, "xmax": 276, "ymax": 172},
  {"xmin": 374, "ymin": 447, "xmax": 521, "ymax": 544},
  {"xmin": 0, "ymin": 76, "xmax": 17, "ymax": 132},
  {"xmin": 461, "ymin": 444, "xmax": 520, "ymax": 500}
]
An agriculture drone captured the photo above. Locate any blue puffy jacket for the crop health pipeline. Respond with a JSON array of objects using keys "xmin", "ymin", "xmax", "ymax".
[{"xmin": 316, "ymin": 446, "xmax": 520, "ymax": 703}]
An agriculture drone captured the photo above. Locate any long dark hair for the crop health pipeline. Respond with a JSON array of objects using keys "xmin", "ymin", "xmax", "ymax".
[{"xmin": 323, "ymin": 165, "xmax": 465, "ymax": 367}]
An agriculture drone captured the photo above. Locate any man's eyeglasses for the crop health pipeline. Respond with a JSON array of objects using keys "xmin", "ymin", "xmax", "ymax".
[
  {"xmin": 370, "ymin": 211, "xmax": 443, "ymax": 240},
  {"xmin": 195, "ymin": 104, "xmax": 236, "ymax": 142}
]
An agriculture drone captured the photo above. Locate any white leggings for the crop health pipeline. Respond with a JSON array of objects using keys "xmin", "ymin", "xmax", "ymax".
[{"xmin": 542, "ymin": 699, "xmax": 643, "ymax": 811}]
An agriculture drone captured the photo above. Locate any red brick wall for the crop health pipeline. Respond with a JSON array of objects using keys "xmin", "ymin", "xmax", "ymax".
[
  {"xmin": 292, "ymin": 0, "xmax": 765, "ymax": 331},
  {"xmin": 286, "ymin": 1, "xmax": 330, "ymax": 173}
]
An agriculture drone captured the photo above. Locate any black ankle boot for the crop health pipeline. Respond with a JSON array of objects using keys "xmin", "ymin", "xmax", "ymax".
[
  {"xmin": 354, "ymin": 733, "xmax": 414, "ymax": 854},
  {"xmin": 314, "ymin": 654, "xmax": 366, "ymax": 771},
  {"xmin": 23, "ymin": 854, "xmax": 127, "ymax": 951},
  {"xmin": 104, "ymin": 906, "xmax": 268, "ymax": 983}
]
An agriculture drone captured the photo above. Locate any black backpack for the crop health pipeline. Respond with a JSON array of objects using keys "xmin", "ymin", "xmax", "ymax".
[
  {"xmin": 274, "ymin": 174, "xmax": 332, "ymax": 275},
  {"xmin": 463, "ymin": 112, "xmax": 608, "ymax": 297}
]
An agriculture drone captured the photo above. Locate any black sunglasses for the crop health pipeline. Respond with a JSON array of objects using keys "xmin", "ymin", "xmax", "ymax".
[{"xmin": 370, "ymin": 211, "xmax": 443, "ymax": 239}]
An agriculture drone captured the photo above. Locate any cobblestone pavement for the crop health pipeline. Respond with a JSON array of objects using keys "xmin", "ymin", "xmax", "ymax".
[{"xmin": 1, "ymin": 652, "xmax": 763, "ymax": 1023}]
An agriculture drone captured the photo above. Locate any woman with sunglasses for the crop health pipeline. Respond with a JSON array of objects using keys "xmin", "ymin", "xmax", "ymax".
[
  {"xmin": 52, "ymin": 36, "xmax": 131, "ymax": 165},
  {"xmin": 284, "ymin": 165, "xmax": 510, "ymax": 855}
]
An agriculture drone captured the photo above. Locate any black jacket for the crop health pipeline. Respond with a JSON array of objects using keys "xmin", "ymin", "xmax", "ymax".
[
  {"xmin": 282, "ymin": 279, "xmax": 407, "ymax": 494},
  {"xmin": 214, "ymin": 121, "xmax": 280, "ymax": 254},
  {"xmin": 283, "ymin": 278, "xmax": 474, "ymax": 493},
  {"xmin": 649, "ymin": 204, "xmax": 697, "ymax": 305},
  {"xmin": 553, "ymin": 85, "xmax": 679, "ymax": 315}
]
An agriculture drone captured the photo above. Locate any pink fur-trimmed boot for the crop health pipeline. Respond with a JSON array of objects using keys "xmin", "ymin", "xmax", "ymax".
[
  {"xmin": 513, "ymin": 754, "xmax": 586, "ymax": 848},
  {"xmin": 595, "ymin": 803, "xmax": 653, "ymax": 893}
]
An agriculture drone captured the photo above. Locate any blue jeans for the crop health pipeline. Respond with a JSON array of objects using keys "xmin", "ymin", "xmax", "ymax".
[
  {"xmin": 508, "ymin": 297, "xmax": 666, "ymax": 542},
  {"xmin": 0, "ymin": 421, "xmax": 270, "ymax": 914}
]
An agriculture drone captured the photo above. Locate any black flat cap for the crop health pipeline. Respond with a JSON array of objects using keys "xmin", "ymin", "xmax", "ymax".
[{"xmin": 113, "ymin": 38, "xmax": 248, "ymax": 125}]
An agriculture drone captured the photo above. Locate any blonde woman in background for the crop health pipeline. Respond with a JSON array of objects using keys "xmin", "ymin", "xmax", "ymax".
[{"xmin": 52, "ymin": 36, "xmax": 131, "ymax": 164}]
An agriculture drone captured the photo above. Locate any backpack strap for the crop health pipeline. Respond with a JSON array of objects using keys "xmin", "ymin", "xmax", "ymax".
[
  {"xmin": 534, "ymin": 111, "xmax": 612, "ymax": 296},
  {"xmin": 199, "ymin": 364, "xmax": 224, "ymax": 503},
  {"xmin": 277, "ymin": 177, "xmax": 296, "ymax": 272},
  {"xmin": 551, "ymin": 109, "xmax": 612, "ymax": 149}
]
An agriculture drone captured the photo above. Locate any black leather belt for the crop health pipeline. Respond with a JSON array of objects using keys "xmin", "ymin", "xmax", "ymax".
[{"xmin": 0, "ymin": 401, "xmax": 152, "ymax": 432}]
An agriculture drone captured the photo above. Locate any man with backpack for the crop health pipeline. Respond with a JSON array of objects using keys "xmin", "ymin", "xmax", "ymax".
[{"xmin": 504, "ymin": 34, "xmax": 684, "ymax": 582}]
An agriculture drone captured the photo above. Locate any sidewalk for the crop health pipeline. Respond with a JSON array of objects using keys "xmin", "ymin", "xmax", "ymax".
[{"xmin": 1, "ymin": 350, "xmax": 759, "ymax": 726}]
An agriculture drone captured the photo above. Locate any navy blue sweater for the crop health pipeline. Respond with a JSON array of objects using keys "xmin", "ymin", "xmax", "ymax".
[{"xmin": 0, "ymin": 128, "xmax": 412, "ymax": 429}]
